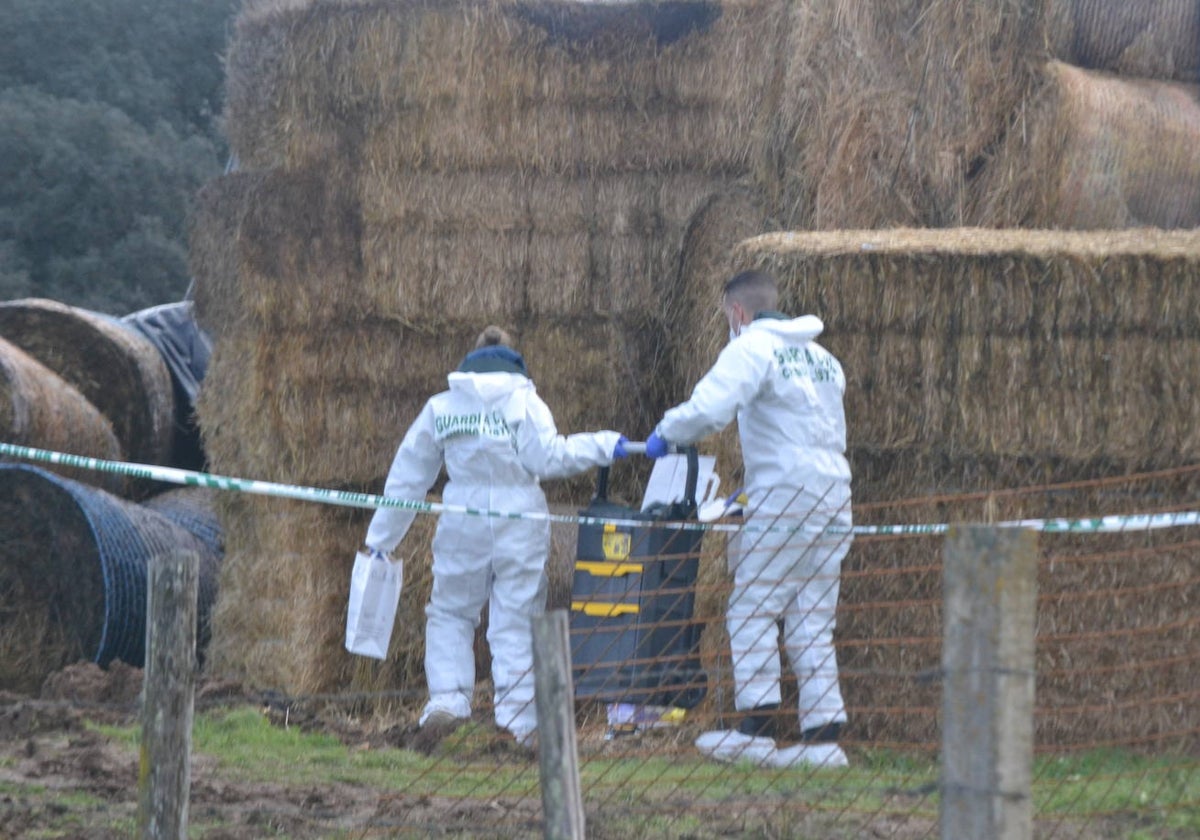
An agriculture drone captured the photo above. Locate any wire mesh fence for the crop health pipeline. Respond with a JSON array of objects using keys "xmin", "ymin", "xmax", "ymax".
[
  {"xmin": 6, "ymin": 451, "xmax": 1198, "ymax": 837},
  {"xmin": 173, "ymin": 466, "xmax": 1200, "ymax": 838}
]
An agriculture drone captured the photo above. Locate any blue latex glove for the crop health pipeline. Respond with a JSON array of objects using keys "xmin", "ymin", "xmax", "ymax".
[
  {"xmin": 612, "ymin": 435, "xmax": 630, "ymax": 459},
  {"xmin": 645, "ymin": 431, "xmax": 670, "ymax": 459}
]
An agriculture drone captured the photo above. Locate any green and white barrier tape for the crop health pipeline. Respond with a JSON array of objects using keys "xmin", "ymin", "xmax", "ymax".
[{"xmin": 3, "ymin": 441, "xmax": 1199, "ymax": 536}]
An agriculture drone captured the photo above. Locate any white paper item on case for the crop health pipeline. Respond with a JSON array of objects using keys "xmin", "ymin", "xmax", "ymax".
[
  {"xmin": 640, "ymin": 454, "xmax": 720, "ymax": 511},
  {"xmin": 345, "ymin": 550, "xmax": 403, "ymax": 660}
]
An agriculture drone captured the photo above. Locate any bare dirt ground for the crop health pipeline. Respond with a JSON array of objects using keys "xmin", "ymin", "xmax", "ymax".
[
  {"xmin": 0, "ymin": 662, "xmax": 554, "ymax": 839},
  {"xmin": 0, "ymin": 661, "xmax": 940, "ymax": 840},
  {"xmin": 1, "ymin": 662, "xmax": 1179, "ymax": 839}
]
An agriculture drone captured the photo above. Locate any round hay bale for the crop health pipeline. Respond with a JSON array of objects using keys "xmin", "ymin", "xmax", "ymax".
[
  {"xmin": 144, "ymin": 486, "xmax": 224, "ymax": 557},
  {"xmin": 1048, "ymin": 0, "xmax": 1200, "ymax": 82},
  {"xmin": 144, "ymin": 486, "xmax": 224, "ymax": 658},
  {"xmin": 982, "ymin": 62, "xmax": 1200, "ymax": 229},
  {"xmin": 0, "ymin": 465, "xmax": 222, "ymax": 695},
  {"xmin": 0, "ymin": 337, "xmax": 125, "ymax": 495},
  {"xmin": 0, "ymin": 299, "xmax": 175, "ymax": 470}
]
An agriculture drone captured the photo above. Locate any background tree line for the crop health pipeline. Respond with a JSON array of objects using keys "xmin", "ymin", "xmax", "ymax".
[{"xmin": 0, "ymin": 0, "xmax": 237, "ymax": 314}]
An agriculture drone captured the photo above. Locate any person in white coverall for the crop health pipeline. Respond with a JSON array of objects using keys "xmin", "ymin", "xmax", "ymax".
[
  {"xmin": 645, "ymin": 270, "xmax": 852, "ymax": 769},
  {"xmin": 364, "ymin": 326, "xmax": 627, "ymax": 746}
]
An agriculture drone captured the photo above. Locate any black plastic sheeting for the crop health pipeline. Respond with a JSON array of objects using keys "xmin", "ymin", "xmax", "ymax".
[
  {"xmin": 0, "ymin": 465, "xmax": 223, "ymax": 677},
  {"xmin": 121, "ymin": 301, "xmax": 212, "ymax": 471}
]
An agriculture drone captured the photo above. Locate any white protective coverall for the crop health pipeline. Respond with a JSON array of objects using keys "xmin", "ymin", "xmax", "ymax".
[
  {"xmin": 655, "ymin": 313, "xmax": 852, "ymax": 733},
  {"xmin": 365, "ymin": 359, "xmax": 620, "ymax": 741}
]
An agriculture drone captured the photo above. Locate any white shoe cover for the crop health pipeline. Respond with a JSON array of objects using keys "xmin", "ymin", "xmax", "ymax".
[
  {"xmin": 695, "ymin": 730, "xmax": 777, "ymax": 767},
  {"xmin": 769, "ymin": 741, "xmax": 849, "ymax": 769},
  {"xmin": 512, "ymin": 728, "xmax": 538, "ymax": 750},
  {"xmin": 419, "ymin": 697, "xmax": 471, "ymax": 728}
]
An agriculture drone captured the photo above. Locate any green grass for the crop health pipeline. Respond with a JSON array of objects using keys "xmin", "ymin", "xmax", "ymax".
[
  {"xmin": 74, "ymin": 710, "xmax": 1200, "ymax": 837},
  {"xmin": 1034, "ymin": 748, "xmax": 1200, "ymax": 834}
]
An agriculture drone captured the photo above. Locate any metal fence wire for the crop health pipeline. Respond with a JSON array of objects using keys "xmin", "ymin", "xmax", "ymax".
[
  {"xmin": 4, "ymin": 443, "xmax": 1197, "ymax": 838},
  {"xmin": 205, "ymin": 466, "xmax": 1199, "ymax": 839}
]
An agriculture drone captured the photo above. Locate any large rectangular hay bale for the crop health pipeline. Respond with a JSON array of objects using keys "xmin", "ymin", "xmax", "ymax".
[
  {"xmin": 733, "ymin": 228, "xmax": 1200, "ymax": 466},
  {"xmin": 839, "ymin": 452, "xmax": 1200, "ymax": 748},
  {"xmin": 773, "ymin": 0, "xmax": 1046, "ymax": 229},
  {"xmin": 206, "ymin": 493, "xmax": 439, "ymax": 699},
  {"xmin": 226, "ymin": 0, "xmax": 779, "ymax": 175}
]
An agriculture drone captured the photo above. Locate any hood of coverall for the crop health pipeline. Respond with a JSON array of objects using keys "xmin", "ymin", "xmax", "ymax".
[
  {"xmin": 743, "ymin": 312, "xmax": 824, "ymax": 342},
  {"xmin": 440, "ymin": 370, "xmax": 544, "ymax": 492}
]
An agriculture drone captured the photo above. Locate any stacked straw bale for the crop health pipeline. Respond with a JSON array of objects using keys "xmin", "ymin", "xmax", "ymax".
[
  {"xmin": 195, "ymin": 0, "xmax": 781, "ymax": 697},
  {"xmin": 734, "ymin": 228, "xmax": 1200, "ymax": 467},
  {"xmin": 225, "ymin": 0, "xmax": 780, "ymax": 175},
  {"xmin": 979, "ymin": 61, "xmax": 1200, "ymax": 229},
  {"xmin": 764, "ymin": 1, "xmax": 1200, "ymax": 231},
  {"xmin": 203, "ymin": 492, "xmax": 438, "ymax": 700},
  {"xmin": 0, "ymin": 299, "xmax": 175, "ymax": 471},
  {"xmin": 771, "ymin": 0, "xmax": 1047, "ymax": 229},
  {"xmin": 0, "ymin": 338, "xmax": 124, "ymax": 494},
  {"xmin": 712, "ymin": 228, "xmax": 1200, "ymax": 746},
  {"xmin": 1047, "ymin": 0, "xmax": 1200, "ymax": 82},
  {"xmin": 841, "ymin": 466, "xmax": 1200, "ymax": 748}
]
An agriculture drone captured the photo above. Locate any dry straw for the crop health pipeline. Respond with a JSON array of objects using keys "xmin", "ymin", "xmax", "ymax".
[
  {"xmin": 190, "ymin": 168, "xmax": 366, "ymax": 335},
  {"xmin": 0, "ymin": 468, "xmax": 222, "ymax": 695},
  {"xmin": 0, "ymin": 338, "xmax": 125, "ymax": 494},
  {"xmin": 226, "ymin": 0, "xmax": 780, "ymax": 175},
  {"xmin": 844, "ymin": 462, "xmax": 1200, "ymax": 747},
  {"xmin": 0, "ymin": 299, "xmax": 175, "ymax": 473},
  {"xmin": 715, "ymin": 229, "xmax": 1200, "ymax": 746},
  {"xmin": 991, "ymin": 62, "xmax": 1200, "ymax": 229},
  {"xmin": 188, "ymin": 173, "xmax": 260, "ymax": 339},
  {"xmin": 734, "ymin": 227, "xmax": 1200, "ymax": 465},
  {"xmin": 360, "ymin": 171, "xmax": 728, "ymax": 320},
  {"xmin": 773, "ymin": 0, "xmax": 1047, "ymax": 229},
  {"xmin": 0, "ymin": 470, "xmax": 106, "ymax": 694},
  {"xmin": 1047, "ymin": 0, "xmax": 1200, "ymax": 82},
  {"xmin": 206, "ymin": 493, "xmax": 439, "ymax": 699}
]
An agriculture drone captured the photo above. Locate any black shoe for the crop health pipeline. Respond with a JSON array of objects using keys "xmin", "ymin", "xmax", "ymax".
[
  {"xmin": 800, "ymin": 721, "xmax": 842, "ymax": 744},
  {"xmin": 737, "ymin": 703, "xmax": 780, "ymax": 738}
]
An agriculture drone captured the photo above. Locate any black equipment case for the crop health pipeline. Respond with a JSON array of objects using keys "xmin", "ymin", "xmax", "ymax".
[{"xmin": 569, "ymin": 447, "xmax": 708, "ymax": 709}]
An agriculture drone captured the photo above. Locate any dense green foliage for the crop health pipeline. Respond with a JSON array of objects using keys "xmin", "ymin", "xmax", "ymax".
[{"xmin": 0, "ymin": 0, "xmax": 236, "ymax": 314}]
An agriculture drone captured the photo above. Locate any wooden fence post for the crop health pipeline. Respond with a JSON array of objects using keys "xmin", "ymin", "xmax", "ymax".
[
  {"xmin": 138, "ymin": 549, "xmax": 199, "ymax": 840},
  {"xmin": 532, "ymin": 610, "xmax": 585, "ymax": 840},
  {"xmin": 941, "ymin": 525, "xmax": 1037, "ymax": 840}
]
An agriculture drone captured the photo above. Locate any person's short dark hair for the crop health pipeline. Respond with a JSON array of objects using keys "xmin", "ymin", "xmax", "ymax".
[
  {"xmin": 723, "ymin": 270, "xmax": 778, "ymax": 314},
  {"xmin": 475, "ymin": 325, "xmax": 515, "ymax": 349}
]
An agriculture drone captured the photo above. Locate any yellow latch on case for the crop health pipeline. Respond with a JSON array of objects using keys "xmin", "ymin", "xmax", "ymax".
[
  {"xmin": 576, "ymin": 560, "xmax": 644, "ymax": 577},
  {"xmin": 571, "ymin": 601, "xmax": 640, "ymax": 617}
]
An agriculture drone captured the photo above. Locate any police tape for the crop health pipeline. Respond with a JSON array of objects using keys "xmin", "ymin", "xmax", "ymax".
[{"xmin": 3, "ymin": 441, "xmax": 1199, "ymax": 537}]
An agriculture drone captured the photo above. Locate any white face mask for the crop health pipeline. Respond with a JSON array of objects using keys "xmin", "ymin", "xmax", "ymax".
[{"xmin": 725, "ymin": 300, "xmax": 743, "ymax": 342}]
